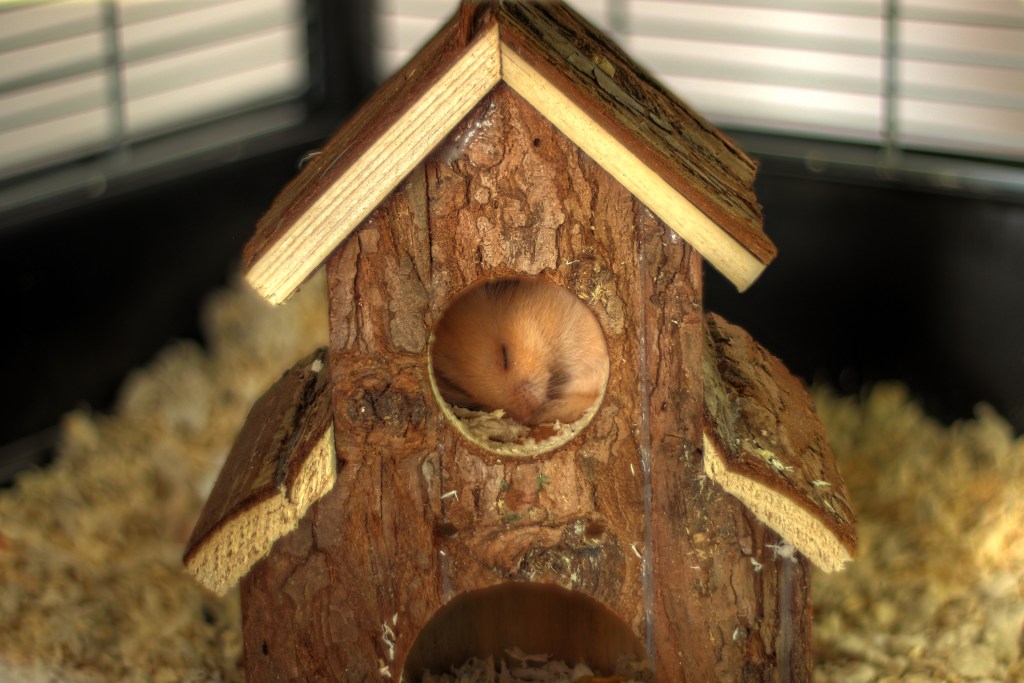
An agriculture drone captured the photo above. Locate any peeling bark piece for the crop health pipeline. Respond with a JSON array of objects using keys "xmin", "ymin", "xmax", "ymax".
[
  {"xmin": 702, "ymin": 313, "xmax": 857, "ymax": 572},
  {"xmin": 183, "ymin": 347, "xmax": 335, "ymax": 594}
]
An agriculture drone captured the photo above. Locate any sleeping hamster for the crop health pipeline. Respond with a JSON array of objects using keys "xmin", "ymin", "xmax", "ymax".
[{"xmin": 431, "ymin": 277, "xmax": 609, "ymax": 426}]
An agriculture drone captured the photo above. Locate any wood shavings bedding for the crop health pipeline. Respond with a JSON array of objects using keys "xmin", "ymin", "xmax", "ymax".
[
  {"xmin": 0, "ymin": 272, "xmax": 1021, "ymax": 682},
  {"xmin": 0, "ymin": 273, "xmax": 327, "ymax": 682},
  {"xmin": 419, "ymin": 646, "xmax": 651, "ymax": 682},
  {"xmin": 444, "ymin": 404, "xmax": 588, "ymax": 457},
  {"xmin": 811, "ymin": 383, "xmax": 1024, "ymax": 682}
]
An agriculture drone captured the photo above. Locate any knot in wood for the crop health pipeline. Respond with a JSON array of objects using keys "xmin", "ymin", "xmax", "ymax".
[
  {"xmin": 343, "ymin": 372, "xmax": 426, "ymax": 435},
  {"xmin": 511, "ymin": 519, "xmax": 624, "ymax": 600}
]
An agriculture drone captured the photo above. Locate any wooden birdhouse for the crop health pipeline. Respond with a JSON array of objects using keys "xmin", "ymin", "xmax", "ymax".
[{"xmin": 183, "ymin": 1, "xmax": 857, "ymax": 680}]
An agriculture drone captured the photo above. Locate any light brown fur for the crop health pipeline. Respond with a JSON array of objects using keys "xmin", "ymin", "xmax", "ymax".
[{"xmin": 431, "ymin": 278, "xmax": 609, "ymax": 426}]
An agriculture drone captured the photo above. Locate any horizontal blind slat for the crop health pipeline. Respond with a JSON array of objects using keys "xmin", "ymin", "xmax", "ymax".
[
  {"xmin": 901, "ymin": 20, "xmax": 1024, "ymax": 69},
  {"xmin": 0, "ymin": 16, "xmax": 101, "ymax": 52},
  {"xmin": 627, "ymin": 38, "xmax": 883, "ymax": 94},
  {"xmin": 631, "ymin": 1, "xmax": 883, "ymax": 54},
  {"xmin": 661, "ymin": 75, "xmax": 884, "ymax": 139},
  {"xmin": 124, "ymin": 25, "xmax": 303, "ymax": 100},
  {"xmin": 901, "ymin": 60, "xmax": 1024, "ymax": 110},
  {"xmin": 0, "ymin": 33, "xmax": 106, "ymax": 93},
  {"xmin": 669, "ymin": 0, "xmax": 882, "ymax": 16},
  {"xmin": 0, "ymin": 3, "xmax": 101, "ymax": 46},
  {"xmin": 374, "ymin": 13, "xmax": 442, "ymax": 53},
  {"xmin": 121, "ymin": 7, "xmax": 299, "ymax": 64},
  {"xmin": 900, "ymin": 47, "xmax": 1024, "ymax": 72},
  {"xmin": 0, "ymin": 109, "xmax": 111, "ymax": 181},
  {"xmin": 901, "ymin": 0, "xmax": 1024, "ymax": 29},
  {"xmin": 0, "ymin": 58, "xmax": 108, "ymax": 98},
  {"xmin": 126, "ymin": 58, "xmax": 306, "ymax": 137},
  {"xmin": 118, "ymin": 0, "xmax": 257, "ymax": 24},
  {"xmin": 899, "ymin": 100, "xmax": 1024, "ymax": 161},
  {"xmin": 0, "ymin": 74, "xmax": 107, "ymax": 131},
  {"xmin": 377, "ymin": 0, "xmax": 457, "ymax": 19},
  {"xmin": 627, "ymin": 19, "xmax": 883, "ymax": 57}
]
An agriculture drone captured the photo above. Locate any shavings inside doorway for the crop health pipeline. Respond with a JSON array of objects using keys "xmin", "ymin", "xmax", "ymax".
[{"xmin": 418, "ymin": 646, "xmax": 652, "ymax": 683}]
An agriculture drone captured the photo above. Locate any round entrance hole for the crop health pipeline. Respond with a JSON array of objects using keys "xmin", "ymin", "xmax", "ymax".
[
  {"xmin": 428, "ymin": 277, "xmax": 610, "ymax": 456},
  {"xmin": 402, "ymin": 582, "xmax": 648, "ymax": 681}
]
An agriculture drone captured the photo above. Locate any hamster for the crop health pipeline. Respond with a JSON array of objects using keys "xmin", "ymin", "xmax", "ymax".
[{"xmin": 430, "ymin": 277, "xmax": 609, "ymax": 426}]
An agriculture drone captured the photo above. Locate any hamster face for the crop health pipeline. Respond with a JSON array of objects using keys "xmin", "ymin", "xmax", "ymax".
[{"xmin": 430, "ymin": 277, "xmax": 609, "ymax": 426}]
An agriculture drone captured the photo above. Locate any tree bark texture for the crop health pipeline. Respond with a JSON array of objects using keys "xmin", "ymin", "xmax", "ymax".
[{"xmin": 240, "ymin": 85, "xmax": 810, "ymax": 682}]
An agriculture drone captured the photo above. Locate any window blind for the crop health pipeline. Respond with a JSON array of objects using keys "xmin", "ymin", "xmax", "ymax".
[
  {"xmin": 0, "ymin": 0, "xmax": 309, "ymax": 186},
  {"xmin": 373, "ymin": 0, "xmax": 1024, "ymax": 167},
  {"xmin": 898, "ymin": 0, "xmax": 1024, "ymax": 161}
]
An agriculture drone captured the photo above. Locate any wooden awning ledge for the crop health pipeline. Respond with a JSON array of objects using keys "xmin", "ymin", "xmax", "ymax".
[
  {"xmin": 702, "ymin": 313, "xmax": 857, "ymax": 572},
  {"xmin": 183, "ymin": 347, "xmax": 335, "ymax": 595}
]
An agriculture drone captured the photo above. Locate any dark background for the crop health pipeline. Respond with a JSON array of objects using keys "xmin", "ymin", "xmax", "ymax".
[{"xmin": 1, "ymin": 0, "xmax": 1022, "ymax": 482}]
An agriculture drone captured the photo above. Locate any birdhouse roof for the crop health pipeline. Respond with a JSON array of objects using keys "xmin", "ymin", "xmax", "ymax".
[{"xmin": 243, "ymin": 0, "xmax": 777, "ymax": 305}]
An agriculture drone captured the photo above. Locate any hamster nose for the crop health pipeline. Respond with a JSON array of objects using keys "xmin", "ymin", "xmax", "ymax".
[{"xmin": 507, "ymin": 378, "xmax": 546, "ymax": 425}]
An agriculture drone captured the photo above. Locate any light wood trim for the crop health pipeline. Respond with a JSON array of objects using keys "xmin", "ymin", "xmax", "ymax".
[
  {"xmin": 246, "ymin": 24, "xmax": 502, "ymax": 305},
  {"xmin": 500, "ymin": 42, "xmax": 766, "ymax": 291},
  {"xmin": 703, "ymin": 433, "xmax": 852, "ymax": 572}
]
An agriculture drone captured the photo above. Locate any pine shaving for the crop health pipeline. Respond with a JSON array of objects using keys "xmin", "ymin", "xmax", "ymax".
[{"xmin": 418, "ymin": 647, "xmax": 651, "ymax": 682}]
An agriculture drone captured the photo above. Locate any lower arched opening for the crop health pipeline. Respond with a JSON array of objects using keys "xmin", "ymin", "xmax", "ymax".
[{"xmin": 402, "ymin": 582, "xmax": 647, "ymax": 681}]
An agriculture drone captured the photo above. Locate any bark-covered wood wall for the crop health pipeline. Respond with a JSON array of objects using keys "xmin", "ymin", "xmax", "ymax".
[{"xmin": 240, "ymin": 85, "xmax": 810, "ymax": 682}]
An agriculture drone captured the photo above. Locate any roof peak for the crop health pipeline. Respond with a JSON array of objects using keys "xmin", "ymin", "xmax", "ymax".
[{"xmin": 243, "ymin": 0, "xmax": 775, "ymax": 304}]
